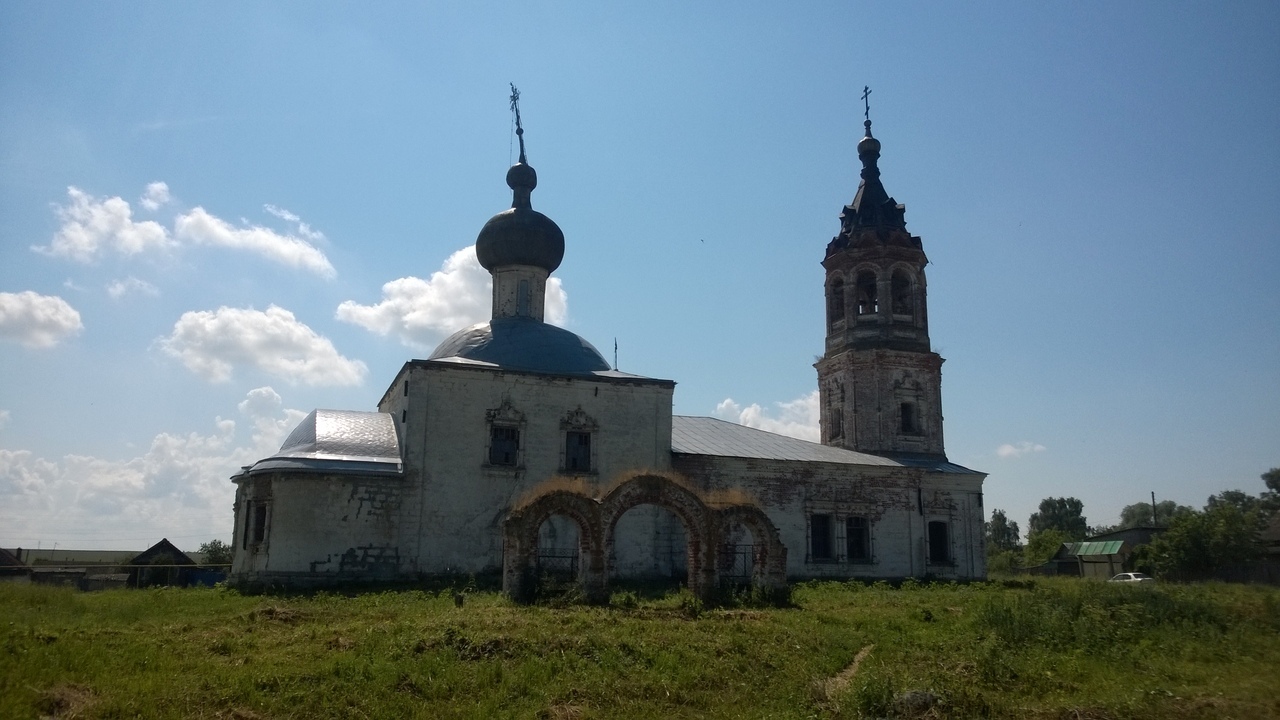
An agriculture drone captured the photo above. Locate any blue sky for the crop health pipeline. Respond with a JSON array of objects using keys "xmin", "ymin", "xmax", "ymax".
[{"xmin": 1, "ymin": 2, "xmax": 1277, "ymax": 551}]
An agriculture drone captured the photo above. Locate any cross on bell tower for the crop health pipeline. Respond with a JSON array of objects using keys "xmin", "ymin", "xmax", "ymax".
[{"xmin": 815, "ymin": 95, "xmax": 947, "ymax": 460}]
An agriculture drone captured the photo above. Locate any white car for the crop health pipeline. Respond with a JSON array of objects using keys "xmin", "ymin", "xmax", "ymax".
[{"xmin": 1108, "ymin": 572, "xmax": 1155, "ymax": 583}]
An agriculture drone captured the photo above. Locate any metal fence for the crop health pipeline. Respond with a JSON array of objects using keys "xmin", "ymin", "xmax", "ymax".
[
  {"xmin": 719, "ymin": 544, "xmax": 755, "ymax": 585},
  {"xmin": 535, "ymin": 549, "xmax": 579, "ymax": 578}
]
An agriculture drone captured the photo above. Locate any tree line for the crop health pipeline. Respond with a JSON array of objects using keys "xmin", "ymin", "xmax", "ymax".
[{"xmin": 985, "ymin": 468, "xmax": 1279, "ymax": 579}]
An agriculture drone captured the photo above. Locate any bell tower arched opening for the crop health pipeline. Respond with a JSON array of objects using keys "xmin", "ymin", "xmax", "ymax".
[
  {"xmin": 828, "ymin": 277, "xmax": 846, "ymax": 328},
  {"xmin": 891, "ymin": 269, "xmax": 914, "ymax": 319},
  {"xmin": 855, "ymin": 271, "xmax": 878, "ymax": 317}
]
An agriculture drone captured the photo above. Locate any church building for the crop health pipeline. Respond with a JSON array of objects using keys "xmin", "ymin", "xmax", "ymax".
[{"xmin": 229, "ymin": 107, "xmax": 986, "ymax": 599}]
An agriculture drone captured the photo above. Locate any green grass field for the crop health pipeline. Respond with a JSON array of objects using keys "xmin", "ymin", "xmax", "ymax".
[{"xmin": 2, "ymin": 577, "xmax": 1277, "ymax": 719}]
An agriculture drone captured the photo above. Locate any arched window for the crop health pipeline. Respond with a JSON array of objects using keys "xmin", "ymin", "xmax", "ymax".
[
  {"xmin": 891, "ymin": 270, "xmax": 914, "ymax": 316},
  {"xmin": 828, "ymin": 278, "xmax": 845, "ymax": 327},
  {"xmin": 855, "ymin": 271, "xmax": 878, "ymax": 316}
]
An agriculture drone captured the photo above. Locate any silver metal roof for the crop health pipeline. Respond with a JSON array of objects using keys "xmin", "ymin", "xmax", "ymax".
[
  {"xmin": 248, "ymin": 409, "xmax": 402, "ymax": 476},
  {"xmin": 670, "ymin": 416, "xmax": 981, "ymax": 474},
  {"xmin": 672, "ymin": 416, "xmax": 899, "ymax": 465}
]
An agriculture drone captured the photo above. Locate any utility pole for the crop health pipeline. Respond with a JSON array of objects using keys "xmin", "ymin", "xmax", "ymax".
[{"xmin": 1151, "ymin": 491, "xmax": 1158, "ymax": 526}]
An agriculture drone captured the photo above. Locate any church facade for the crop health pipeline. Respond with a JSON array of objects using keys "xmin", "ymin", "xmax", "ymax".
[{"xmin": 229, "ymin": 116, "xmax": 986, "ymax": 599}]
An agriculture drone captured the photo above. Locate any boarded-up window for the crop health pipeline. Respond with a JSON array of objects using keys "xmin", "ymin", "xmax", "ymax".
[
  {"xmin": 847, "ymin": 517, "xmax": 870, "ymax": 561},
  {"xmin": 490, "ymin": 426, "xmax": 519, "ymax": 466},
  {"xmin": 928, "ymin": 521, "xmax": 950, "ymax": 563},
  {"xmin": 565, "ymin": 431, "xmax": 591, "ymax": 472},
  {"xmin": 811, "ymin": 514, "xmax": 833, "ymax": 560}
]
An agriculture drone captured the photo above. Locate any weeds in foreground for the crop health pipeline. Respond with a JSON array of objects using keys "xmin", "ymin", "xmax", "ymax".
[{"xmin": 1, "ymin": 578, "xmax": 1277, "ymax": 719}]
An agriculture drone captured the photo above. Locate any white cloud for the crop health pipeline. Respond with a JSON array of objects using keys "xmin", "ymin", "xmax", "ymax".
[
  {"xmin": 545, "ymin": 278, "xmax": 568, "ymax": 325},
  {"xmin": 264, "ymin": 204, "xmax": 324, "ymax": 243},
  {"xmin": 996, "ymin": 441, "xmax": 1047, "ymax": 459},
  {"xmin": 715, "ymin": 390, "xmax": 820, "ymax": 442},
  {"xmin": 174, "ymin": 206, "xmax": 335, "ymax": 278},
  {"xmin": 139, "ymin": 181, "xmax": 171, "ymax": 211},
  {"xmin": 35, "ymin": 186, "xmax": 172, "ymax": 262},
  {"xmin": 0, "ymin": 410, "xmax": 10, "ymax": 430},
  {"xmin": 36, "ymin": 184, "xmax": 337, "ymax": 277},
  {"xmin": 160, "ymin": 304, "xmax": 366, "ymax": 386},
  {"xmin": 106, "ymin": 276, "xmax": 160, "ymax": 299},
  {"xmin": 0, "ymin": 291, "xmax": 84, "ymax": 348},
  {"xmin": 0, "ymin": 387, "xmax": 307, "ymax": 548},
  {"xmin": 336, "ymin": 245, "xmax": 569, "ymax": 348}
]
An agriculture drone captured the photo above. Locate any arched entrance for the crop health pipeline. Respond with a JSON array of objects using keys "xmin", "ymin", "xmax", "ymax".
[
  {"xmin": 718, "ymin": 521, "xmax": 756, "ymax": 586},
  {"xmin": 609, "ymin": 503, "xmax": 688, "ymax": 584},
  {"xmin": 502, "ymin": 490, "xmax": 604, "ymax": 603},
  {"xmin": 502, "ymin": 474, "xmax": 787, "ymax": 602},
  {"xmin": 600, "ymin": 476, "xmax": 713, "ymax": 596},
  {"xmin": 716, "ymin": 505, "xmax": 788, "ymax": 591},
  {"xmin": 537, "ymin": 513, "xmax": 582, "ymax": 579}
]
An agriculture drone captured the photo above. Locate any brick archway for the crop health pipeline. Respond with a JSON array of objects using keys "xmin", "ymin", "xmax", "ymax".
[
  {"xmin": 503, "ymin": 490, "xmax": 604, "ymax": 602},
  {"xmin": 503, "ymin": 475, "xmax": 786, "ymax": 603},
  {"xmin": 599, "ymin": 475, "xmax": 717, "ymax": 599},
  {"xmin": 715, "ymin": 505, "xmax": 788, "ymax": 591}
]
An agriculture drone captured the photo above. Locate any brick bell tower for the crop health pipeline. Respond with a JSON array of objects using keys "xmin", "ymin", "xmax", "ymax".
[{"xmin": 816, "ymin": 96, "xmax": 946, "ymax": 460}]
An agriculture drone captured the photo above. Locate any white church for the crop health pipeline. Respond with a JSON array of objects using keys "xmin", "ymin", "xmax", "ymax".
[{"xmin": 229, "ymin": 110, "xmax": 987, "ymax": 600}]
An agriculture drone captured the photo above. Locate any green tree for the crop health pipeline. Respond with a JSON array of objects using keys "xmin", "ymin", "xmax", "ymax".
[
  {"xmin": 1259, "ymin": 468, "xmax": 1280, "ymax": 519},
  {"xmin": 1144, "ymin": 504, "xmax": 1261, "ymax": 580},
  {"xmin": 1118, "ymin": 500, "xmax": 1194, "ymax": 528},
  {"xmin": 198, "ymin": 539, "xmax": 233, "ymax": 566},
  {"xmin": 986, "ymin": 509, "xmax": 1021, "ymax": 552},
  {"xmin": 1263, "ymin": 468, "xmax": 1280, "ymax": 493},
  {"xmin": 1027, "ymin": 497, "xmax": 1088, "ymax": 541},
  {"xmin": 1206, "ymin": 489, "xmax": 1260, "ymax": 516},
  {"xmin": 1023, "ymin": 528, "xmax": 1069, "ymax": 567}
]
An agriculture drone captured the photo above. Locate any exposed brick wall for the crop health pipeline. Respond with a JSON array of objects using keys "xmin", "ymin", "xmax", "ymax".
[{"xmin": 503, "ymin": 473, "xmax": 788, "ymax": 602}]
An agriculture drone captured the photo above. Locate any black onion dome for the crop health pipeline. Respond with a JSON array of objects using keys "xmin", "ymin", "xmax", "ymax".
[
  {"xmin": 856, "ymin": 119, "xmax": 881, "ymax": 160},
  {"xmin": 857, "ymin": 133, "xmax": 881, "ymax": 157},
  {"xmin": 428, "ymin": 317, "xmax": 610, "ymax": 375},
  {"xmin": 475, "ymin": 161, "xmax": 565, "ymax": 273}
]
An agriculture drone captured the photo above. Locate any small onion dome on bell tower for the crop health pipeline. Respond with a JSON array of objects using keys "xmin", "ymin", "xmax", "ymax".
[
  {"xmin": 840, "ymin": 118, "xmax": 906, "ymax": 232},
  {"xmin": 856, "ymin": 120, "xmax": 882, "ymax": 159}
]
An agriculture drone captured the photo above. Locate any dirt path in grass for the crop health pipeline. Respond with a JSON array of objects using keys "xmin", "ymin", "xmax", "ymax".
[{"xmin": 822, "ymin": 643, "xmax": 876, "ymax": 700}]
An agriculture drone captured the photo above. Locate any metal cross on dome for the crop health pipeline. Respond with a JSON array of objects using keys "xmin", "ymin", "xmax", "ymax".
[
  {"xmin": 862, "ymin": 85, "xmax": 872, "ymax": 122},
  {"xmin": 509, "ymin": 83, "xmax": 526, "ymax": 163}
]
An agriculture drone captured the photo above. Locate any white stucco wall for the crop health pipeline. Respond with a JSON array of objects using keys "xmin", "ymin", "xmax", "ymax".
[
  {"xmin": 383, "ymin": 361, "xmax": 676, "ymax": 576},
  {"xmin": 673, "ymin": 454, "xmax": 987, "ymax": 580}
]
